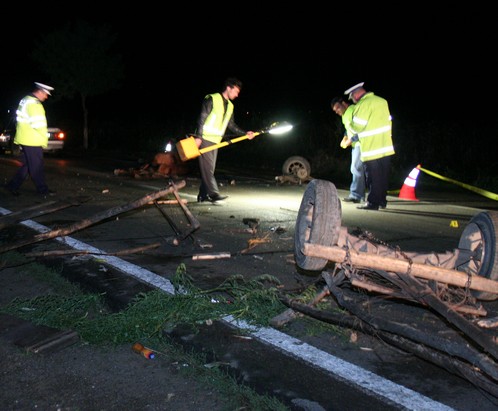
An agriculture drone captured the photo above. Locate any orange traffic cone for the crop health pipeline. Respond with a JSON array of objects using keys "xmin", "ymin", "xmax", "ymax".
[{"xmin": 399, "ymin": 165, "xmax": 420, "ymax": 201}]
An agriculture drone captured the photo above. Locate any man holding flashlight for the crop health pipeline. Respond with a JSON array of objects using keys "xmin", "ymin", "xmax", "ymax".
[{"xmin": 195, "ymin": 77, "xmax": 254, "ymax": 203}]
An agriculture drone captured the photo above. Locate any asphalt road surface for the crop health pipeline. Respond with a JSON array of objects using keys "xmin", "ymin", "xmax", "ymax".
[{"xmin": 2, "ymin": 152, "xmax": 498, "ymax": 410}]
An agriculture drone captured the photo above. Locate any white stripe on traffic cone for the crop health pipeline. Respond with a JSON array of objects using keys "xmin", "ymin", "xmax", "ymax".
[{"xmin": 399, "ymin": 165, "xmax": 420, "ymax": 201}]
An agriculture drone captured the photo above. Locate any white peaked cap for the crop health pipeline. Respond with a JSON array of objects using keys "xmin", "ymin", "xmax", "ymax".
[
  {"xmin": 344, "ymin": 82, "xmax": 365, "ymax": 95},
  {"xmin": 34, "ymin": 82, "xmax": 54, "ymax": 95}
]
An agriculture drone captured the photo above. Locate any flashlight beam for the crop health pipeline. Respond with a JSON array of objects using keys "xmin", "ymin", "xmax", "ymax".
[{"xmin": 267, "ymin": 121, "xmax": 293, "ymax": 135}]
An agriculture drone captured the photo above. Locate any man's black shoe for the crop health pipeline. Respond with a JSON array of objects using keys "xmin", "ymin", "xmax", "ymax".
[
  {"xmin": 357, "ymin": 203, "xmax": 379, "ymax": 211},
  {"xmin": 197, "ymin": 195, "xmax": 210, "ymax": 203},
  {"xmin": 343, "ymin": 197, "xmax": 361, "ymax": 203},
  {"xmin": 209, "ymin": 194, "xmax": 228, "ymax": 203}
]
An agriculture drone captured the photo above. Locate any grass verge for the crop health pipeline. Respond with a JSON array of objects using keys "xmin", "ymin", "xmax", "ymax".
[{"xmin": 0, "ymin": 251, "xmax": 291, "ymax": 410}]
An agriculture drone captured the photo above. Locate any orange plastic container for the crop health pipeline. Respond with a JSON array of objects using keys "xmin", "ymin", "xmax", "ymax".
[{"xmin": 132, "ymin": 342, "xmax": 155, "ymax": 359}]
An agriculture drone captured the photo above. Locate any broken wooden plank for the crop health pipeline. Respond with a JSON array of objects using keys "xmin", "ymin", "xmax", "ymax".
[
  {"xmin": 0, "ymin": 181, "xmax": 186, "ymax": 254},
  {"xmin": 25, "ymin": 329, "xmax": 80, "ymax": 354},
  {"xmin": 348, "ymin": 277, "xmax": 486, "ymax": 316},
  {"xmin": 0, "ymin": 196, "xmax": 92, "ymax": 230},
  {"xmin": 271, "ymin": 286, "xmax": 330, "ymax": 328},
  {"xmin": 241, "ymin": 233, "xmax": 271, "ymax": 254},
  {"xmin": 392, "ymin": 269, "xmax": 498, "ymax": 362},
  {"xmin": 192, "ymin": 252, "xmax": 231, "ymax": 260},
  {"xmin": 24, "ymin": 242, "xmax": 161, "ymax": 258},
  {"xmin": 0, "ymin": 313, "xmax": 79, "ymax": 354},
  {"xmin": 169, "ymin": 182, "xmax": 201, "ymax": 233},
  {"xmin": 270, "ymin": 308, "xmax": 303, "ymax": 328},
  {"xmin": 147, "ymin": 199, "xmax": 188, "ymax": 205},
  {"xmin": 321, "ymin": 272, "xmax": 498, "ymax": 382},
  {"xmin": 153, "ymin": 182, "xmax": 200, "ymax": 242},
  {"xmin": 278, "ymin": 293, "xmax": 498, "ymax": 399}
]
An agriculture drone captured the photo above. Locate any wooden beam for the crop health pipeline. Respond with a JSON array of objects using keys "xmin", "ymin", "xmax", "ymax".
[
  {"xmin": 0, "ymin": 181, "xmax": 186, "ymax": 254},
  {"xmin": 303, "ymin": 243, "xmax": 498, "ymax": 295}
]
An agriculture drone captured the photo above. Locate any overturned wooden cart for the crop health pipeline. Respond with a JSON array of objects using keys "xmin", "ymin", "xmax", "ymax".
[{"xmin": 283, "ymin": 179, "xmax": 498, "ymax": 398}]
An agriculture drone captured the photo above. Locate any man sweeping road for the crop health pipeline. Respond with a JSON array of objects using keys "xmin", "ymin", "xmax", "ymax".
[{"xmin": 195, "ymin": 77, "xmax": 255, "ymax": 203}]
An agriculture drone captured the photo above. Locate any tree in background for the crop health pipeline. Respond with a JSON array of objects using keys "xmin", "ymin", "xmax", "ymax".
[{"xmin": 31, "ymin": 21, "xmax": 124, "ymax": 150}]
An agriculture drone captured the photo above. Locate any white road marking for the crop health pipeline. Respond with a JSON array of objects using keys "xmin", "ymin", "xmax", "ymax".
[{"xmin": 0, "ymin": 207, "xmax": 454, "ymax": 411}]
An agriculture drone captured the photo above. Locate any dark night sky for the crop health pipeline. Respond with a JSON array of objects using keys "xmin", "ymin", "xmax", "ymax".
[
  {"xmin": 1, "ymin": 10, "xmax": 495, "ymax": 135},
  {"xmin": 2, "ymin": 9, "xmax": 497, "ymax": 188}
]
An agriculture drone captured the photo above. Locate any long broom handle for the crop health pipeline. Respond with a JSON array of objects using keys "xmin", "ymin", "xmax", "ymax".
[{"xmin": 198, "ymin": 131, "xmax": 262, "ymax": 155}]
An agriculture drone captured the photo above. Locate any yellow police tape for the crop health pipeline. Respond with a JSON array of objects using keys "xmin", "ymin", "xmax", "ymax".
[{"xmin": 418, "ymin": 166, "xmax": 498, "ymax": 202}]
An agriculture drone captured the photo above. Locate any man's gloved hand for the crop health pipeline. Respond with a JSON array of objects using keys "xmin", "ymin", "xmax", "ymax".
[
  {"xmin": 340, "ymin": 136, "xmax": 349, "ymax": 149},
  {"xmin": 351, "ymin": 134, "xmax": 359, "ymax": 143}
]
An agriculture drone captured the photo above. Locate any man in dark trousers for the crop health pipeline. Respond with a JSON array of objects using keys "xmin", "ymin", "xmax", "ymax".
[
  {"xmin": 195, "ymin": 77, "xmax": 254, "ymax": 203},
  {"xmin": 331, "ymin": 96, "xmax": 366, "ymax": 204},
  {"xmin": 4, "ymin": 82, "xmax": 56, "ymax": 198},
  {"xmin": 343, "ymin": 82, "xmax": 394, "ymax": 210}
]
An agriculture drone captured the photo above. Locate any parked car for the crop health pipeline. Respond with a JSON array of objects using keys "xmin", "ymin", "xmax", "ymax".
[
  {"xmin": 45, "ymin": 127, "xmax": 65, "ymax": 153},
  {"xmin": 0, "ymin": 129, "xmax": 12, "ymax": 153},
  {"xmin": 0, "ymin": 127, "xmax": 65, "ymax": 155}
]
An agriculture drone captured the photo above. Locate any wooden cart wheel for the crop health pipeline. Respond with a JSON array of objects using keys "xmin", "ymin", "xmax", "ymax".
[
  {"xmin": 457, "ymin": 210, "xmax": 498, "ymax": 301},
  {"xmin": 282, "ymin": 156, "xmax": 311, "ymax": 179},
  {"xmin": 294, "ymin": 179, "xmax": 342, "ymax": 272}
]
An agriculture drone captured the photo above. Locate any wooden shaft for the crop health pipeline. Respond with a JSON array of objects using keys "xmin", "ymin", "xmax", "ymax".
[
  {"xmin": 199, "ymin": 132, "xmax": 262, "ymax": 155},
  {"xmin": 303, "ymin": 243, "xmax": 498, "ymax": 294},
  {"xmin": 0, "ymin": 181, "xmax": 186, "ymax": 254}
]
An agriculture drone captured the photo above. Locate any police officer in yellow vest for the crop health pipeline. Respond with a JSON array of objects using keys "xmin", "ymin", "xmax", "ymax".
[
  {"xmin": 5, "ymin": 82, "xmax": 56, "ymax": 197},
  {"xmin": 195, "ymin": 77, "xmax": 254, "ymax": 203},
  {"xmin": 343, "ymin": 82, "xmax": 394, "ymax": 210}
]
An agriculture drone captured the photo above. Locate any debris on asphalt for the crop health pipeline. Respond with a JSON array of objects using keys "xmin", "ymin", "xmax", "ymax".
[
  {"xmin": 243, "ymin": 218, "xmax": 260, "ymax": 234},
  {"xmin": 240, "ymin": 233, "xmax": 271, "ymax": 254},
  {"xmin": 192, "ymin": 252, "xmax": 231, "ymax": 260}
]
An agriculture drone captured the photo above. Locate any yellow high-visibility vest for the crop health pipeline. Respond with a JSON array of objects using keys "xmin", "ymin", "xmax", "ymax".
[
  {"xmin": 202, "ymin": 93, "xmax": 234, "ymax": 144},
  {"xmin": 351, "ymin": 92, "xmax": 394, "ymax": 162},
  {"xmin": 14, "ymin": 95, "xmax": 48, "ymax": 148}
]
